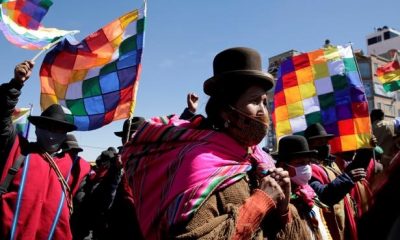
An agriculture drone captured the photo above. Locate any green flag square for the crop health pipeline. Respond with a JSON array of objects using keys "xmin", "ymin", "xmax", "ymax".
[
  {"xmin": 66, "ymin": 99, "xmax": 87, "ymax": 116},
  {"xmin": 100, "ymin": 62, "xmax": 117, "ymax": 76},
  {"xmin": 137, "ymin": 18, "xmax": 145, "ymax": 34},
  {"xmin": 119, "ymin": 36, "xmax": 137, "ymax": 56},
  {"xmin": 305, "ymin": 111, "xmax": 322, "ymax": 125},
  {"xmin": 331, "ymin": 74, "xmax": 348, "ymax": 91},
  {"xmin": 343, "ymin": 58, "xmax": 357, "ymax": 72},
  {"xmin": 82, "ymin": 77, "xmax": 102, "ymax": 98},
  {"xmin": 318, "ymin": 92, "xmax": 335, "ymax": 109},
  {"xmin": 65, "ymin": 114, "xmax": 74, "ymax": 124}
]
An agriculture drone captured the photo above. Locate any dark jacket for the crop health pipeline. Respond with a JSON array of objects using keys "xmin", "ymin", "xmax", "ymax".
[
  {"xmin": 179, "ymin": 107, "xmax": 196, "ymax": 120},
  {"xmin": 310, "ymin": 171, "xmax": 354, "ymax": 206},
  {"xmin": 71, "ymin": 150, "xmax": 143, "ymax": 239},
  {"xmin": 0, "ymin": 79, "xmax": 23, "ymax": 173}
]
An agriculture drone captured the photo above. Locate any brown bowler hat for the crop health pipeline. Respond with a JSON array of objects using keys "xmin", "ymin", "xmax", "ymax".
[{"xmin": 203, "ymin": 47, "xmax": 274, "ymax": 97}]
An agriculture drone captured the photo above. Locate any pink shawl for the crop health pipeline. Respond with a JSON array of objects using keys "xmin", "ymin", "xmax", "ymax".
[{"xmin": 121, "ymin": 115, "xmax": 275, "ymax": 239}]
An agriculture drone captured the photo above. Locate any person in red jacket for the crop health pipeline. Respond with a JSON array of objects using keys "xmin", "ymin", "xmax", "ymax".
[{"xmin": 0, "ymin": 61, "xmax": 91, "ymax": 240}]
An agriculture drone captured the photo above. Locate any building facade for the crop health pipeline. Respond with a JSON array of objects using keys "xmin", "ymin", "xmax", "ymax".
[{"xmin": 366, "ymin": 26, "xmax": 400, "ymax": 56}]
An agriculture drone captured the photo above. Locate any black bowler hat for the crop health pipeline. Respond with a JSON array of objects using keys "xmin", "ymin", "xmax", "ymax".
[
  {"xmin": 28, "ymin": 104, "xmax": 77, "ymax": 132},
  {"xmin": 114, "ymin": 117, "xmax": 145, "ymax": 137},
  {"xmin": 274, "ymin": 135, "xmax": 318, "ymax": 161},
  {"xmin": 203, "ymin": 47, "xmax": 275, "ymax": 97},
  {"xmin": 304, "ymin": 123, "xmax": 334, "ymax": 141},
  {"xmin": 62, "ymin": 134, "xmax": 83, "ymax": 152}
]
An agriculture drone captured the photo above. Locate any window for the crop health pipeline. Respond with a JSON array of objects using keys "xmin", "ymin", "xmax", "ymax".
[
  {"xmin": 373, "ymin": 63, "xmax": 379, "ymax": 75},
  {"xmin": 358, "ymin": 62, "xmax": 371, "ymax": 78},
  {"xmin": 383, "ymin": 104, "xmax": 394, "ymax": 116},
  {"xmin": 376, "ymin": 102, "xmax": 382, "ymax": 109},
  {"xmin": 367, "ymin": 36, "xmax": 382, "ymax": 45},
  {"xmin": 384, "ymin": 31, "xmax": 399, "ymax": 40}
]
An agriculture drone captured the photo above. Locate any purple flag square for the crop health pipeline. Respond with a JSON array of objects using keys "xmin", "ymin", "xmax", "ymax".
[
  {"xmin": 321, "ymin": 107, "xmax": 337, "ymax": 125},
  {"xmin": 350, "ymin": 87, "xmax": 367, "ymax": 102},
  {"xmin": 280, "ymin": 58, "xmax": 295, "ymax": 75},
  {"xmin": 336, "ymin": 104, "xmax": 353, "ymax": 120},
  {"xmin": 324, "ymin": 122, "xmax": 339, "ymax": 136},
  {"xmin": 89, "ymin": 114, "xmax": 105, "ymax": 130}
]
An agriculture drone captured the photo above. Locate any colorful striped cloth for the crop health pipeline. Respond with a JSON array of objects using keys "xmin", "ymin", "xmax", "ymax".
[
  {"xmin": 0, "ymin": 0, "xmax": 77, "ymax": 49},
  {"xmin": 39, "ymin": 8, "xmax": 145, "ymax": 131},
  {"xmin": 376, "ymin": 56, "xmax": 400, "ymax": 92},
  {"xmin": 12, "ymin": 107, "xmax": 31, "ymax": 138},
  {"xmin": 272, "ymin": 45, "xmax": 371, "ymax": 153},
  {"xmin": 1, "ymin": 0, "xmax": 52, "ymax": 30},
  {"xmin": 121, "ymin": 115, "xmax": 275, "ymax": 239}
]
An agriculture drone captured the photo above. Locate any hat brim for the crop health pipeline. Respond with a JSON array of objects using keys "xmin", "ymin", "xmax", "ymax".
[
  {"xmin": 63, "ymin": 142, "xmax": 83, "ymax": 152},
  {"xmin": 64, "ymin": 146, "xmax": 83, "ymax": 153},
  {"xmin": 29, "ymin": 116, "xmax": 77, "ymax": 132},
  {"xmin": 114, "ymin": 131, "xmax": 124, "ymax": 137},
  {"xmin": 114, "ymin": 130, "xmax": 137, "ymax": 138},
  {"xmin": 204, "ymin": 70, "xmax": 275, "ymax": 96},
  {"xmin": 273, "ymin": 150, "xmax": 318, "ymax": 161},
  {"xmin": 307, "ymin": 134, "xmax": 335, "ymax": 140}
]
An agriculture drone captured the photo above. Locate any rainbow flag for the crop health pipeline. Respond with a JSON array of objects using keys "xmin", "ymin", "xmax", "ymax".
[
  {"xmin": 40, "ymin": 8, "xmax": 146, "ymax": 131},
  {"xmin": 12, "ymin": 107, "xmax": 31, "ymax": 138},
  {"xmin": 376, "ymin": 57, "xmax": 400, "ymax": 92},
  {"xmin": 0, "ymin": 0, "xmax": 78, "ymax": 49},
  {"xmin": 272, "ymin": 45, "xmax": 371, "ymax": 153}
]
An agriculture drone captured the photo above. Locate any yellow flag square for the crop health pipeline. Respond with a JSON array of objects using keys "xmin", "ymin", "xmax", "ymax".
[
  {"xmin": 284, "ymin": 86, "xmax": 301, "ymax": 104},
  {"xmin": 287, "ymin": 101, "xmax": 304, "ymax": 119}
]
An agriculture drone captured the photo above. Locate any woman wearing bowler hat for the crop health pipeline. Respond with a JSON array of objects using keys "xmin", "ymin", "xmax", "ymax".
[
  {"xmin": 122, "ymin": 47, "xmax": 296, "ymax": 239},
  {"xmin": 275, "ymin": 135, "xmax": 332, "ymax": 240},
  {"xmin": 0, "ymin": 61, "xmax": 91, "ymax": 239}
]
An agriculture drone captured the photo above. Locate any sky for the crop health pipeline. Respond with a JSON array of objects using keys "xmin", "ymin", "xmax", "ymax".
[{"xmin": 1, "ymin": 0, "xmax": 399, "ymax": 161}]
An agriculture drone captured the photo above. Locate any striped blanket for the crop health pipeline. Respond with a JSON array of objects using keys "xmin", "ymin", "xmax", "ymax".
[{"xmin": 121, "ymin": 115, "xmax": 275, "ymax": 239}]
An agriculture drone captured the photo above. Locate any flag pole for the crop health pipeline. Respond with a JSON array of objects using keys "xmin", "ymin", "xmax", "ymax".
[
  {"xmin": 31, "ymin": 37, "xmax": 64, "ymax": 62},
  {"xmin": 124, "ymin": 1, "xmax": 147, "ymax": 145},
  {"xmin": 25, "ymin": 103, "xmax": 33, "ymax": 139},
  {"xmin": 349, "ymin": 42, "xmax": 376, "ymax": 152}
]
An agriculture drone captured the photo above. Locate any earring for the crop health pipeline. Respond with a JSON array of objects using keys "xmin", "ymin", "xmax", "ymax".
[{"xmin": 224, "ymin": 120, "xmax": 230, "ymax": 128}]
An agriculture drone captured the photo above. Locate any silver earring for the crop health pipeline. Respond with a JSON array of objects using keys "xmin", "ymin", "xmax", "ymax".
[{"xmin": 224, "ymin": 120, "xmax": 230, "ymax": 128}]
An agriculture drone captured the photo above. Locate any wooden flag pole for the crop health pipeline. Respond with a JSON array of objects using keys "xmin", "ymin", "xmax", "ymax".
[
  {"xmin": 31, "ymin": 31, "xmax": 79, "ymax": 62},
  {"xmin": 25, "ymin": 103, "xmax": 33, "ymax": 139},
  {"xmin": 31, "ymin": 37, "xmax": 63, "ymax": 62},
  {"xmin": 124, "ymin": 117, "xmax": 133, "ymax": 145}
]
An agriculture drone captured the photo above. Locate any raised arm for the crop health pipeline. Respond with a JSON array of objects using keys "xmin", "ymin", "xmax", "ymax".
[{"xmin": 0, "ymin": 61, "xmax": 34, "ymax": 157}]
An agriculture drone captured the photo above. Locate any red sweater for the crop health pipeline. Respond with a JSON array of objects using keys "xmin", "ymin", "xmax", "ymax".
[{"xmin": 0, "ymin": 136, "xmax": 90, "ymax": 239}]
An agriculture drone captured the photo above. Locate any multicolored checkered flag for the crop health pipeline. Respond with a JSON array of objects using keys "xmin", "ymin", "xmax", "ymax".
[
  {"xmin": 12, "ymin": 107, "xmax": 31, "ymax": 138},
  {"xmin": 40, "ymin": 8, "xmax": 146, "ymax": 131},
  {"xmin": 0, "ymin": 0, "xmax": 78, "ymax": 49},
  {"xmin": 272, "ymin": 45, "xmax": 371, "ymax": 153}
]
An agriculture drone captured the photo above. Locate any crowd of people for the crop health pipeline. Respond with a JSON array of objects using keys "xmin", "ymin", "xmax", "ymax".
[{"xmin": 0, "ymin": 47, "xmax": 400, "ymax": 239}]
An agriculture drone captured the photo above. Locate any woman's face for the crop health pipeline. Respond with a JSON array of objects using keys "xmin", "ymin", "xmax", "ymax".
[
  {"xmin": 233, "ymin": 85, "xmax": 269, "ymax": 119},
  {"xmin": 222, "ymin": 84, "xmax": 270, "ymax": 147}
]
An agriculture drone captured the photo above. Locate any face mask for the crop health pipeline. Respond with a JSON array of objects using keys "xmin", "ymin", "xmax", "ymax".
[
  {"xmin": 315, "ymin": 145, "xmax": 331, "ymax": 160},
  {"xmin": 228, "ymin": 106, "xmax": 269, "ymax": 146},
  {"xmin": 36, "ymin": 128, "xmax": 67, "ymax": 153},
  {"xmin": 287, "ymin": 164, "xmax": 312, "ymax": 186}
]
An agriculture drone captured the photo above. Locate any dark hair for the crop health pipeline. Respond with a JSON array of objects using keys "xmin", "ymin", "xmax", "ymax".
[{"xmin": 370, "ymin": 109, "xmax": 384, "ymax": 122}]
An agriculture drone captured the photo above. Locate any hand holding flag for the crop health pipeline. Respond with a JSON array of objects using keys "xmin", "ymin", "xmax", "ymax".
[{"xmin": 14, "ymin": 60, "xmax": 34, "ymax": 83}]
